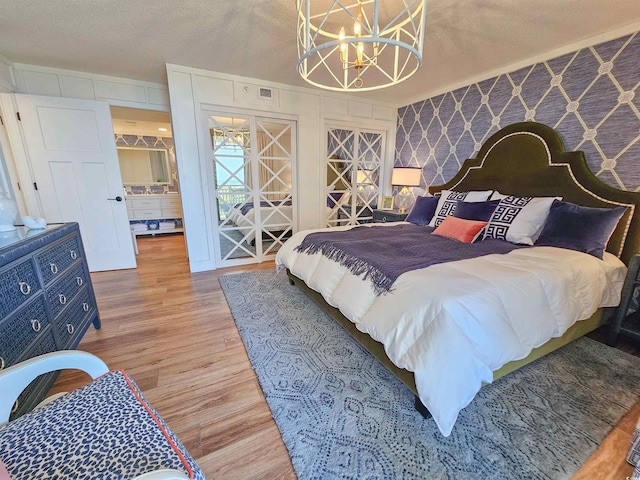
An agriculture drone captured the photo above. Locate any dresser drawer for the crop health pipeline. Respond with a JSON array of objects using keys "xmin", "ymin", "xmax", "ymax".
[
  {"xmin": 0, "ymin": 259, "xmax": 41, "ymax": 319},
  {"xmin": 55, "ymin": 286, "xmax": 96, "ymax": 349},
  {"xmin": 0, "ymin": 296, "xmax": 49, "ymax": 370},
  {"xmin": 161, "ymin": 207, "xmax": 182, "ymax": 218},
  {"xmin": 373, "ymin": 209, "xmax": 408, "ymax": 223},
  {"xmin": 36, "ymin": 234, "xmax": 81, "ymax": 285},
  {"xmin": 161, "ymin": 196, "xmax": 181, "ymax": 209},
  {"xmin": 132, "ymin": 208, "xmax": 163, "ymax": 220},
  {"xmin": 47, "ymin": 262, "xmax": 87, "ymax": 319},
  {"xmin": 129, "ymin": 197, "xmax": 162, "ymax": 209}
]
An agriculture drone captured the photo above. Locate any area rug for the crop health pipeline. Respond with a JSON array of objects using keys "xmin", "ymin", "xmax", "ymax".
[{"xmin": 219, "ymin": 270, "xmax": 640, "ymax": 480}]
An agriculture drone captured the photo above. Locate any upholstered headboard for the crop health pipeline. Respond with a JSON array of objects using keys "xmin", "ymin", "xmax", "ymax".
[{"xmin": 428, "ymin": 122, "xmax": 640, "ymax": 265}]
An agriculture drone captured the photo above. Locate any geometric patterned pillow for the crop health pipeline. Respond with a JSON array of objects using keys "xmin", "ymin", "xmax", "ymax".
[
  {"xmin": 484, "ymin": 195, "xmax": 559, "ymax": 245},
  {"xmin": 428, "ymin": 190, "xmax": 493, "ymax": 227}
]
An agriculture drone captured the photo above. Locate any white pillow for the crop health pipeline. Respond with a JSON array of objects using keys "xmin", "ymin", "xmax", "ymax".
[
  {"xmin": 490, "ymin": 191, "xmax": 508, "ymax": 200},
  {"xmin": 483, "ymin": 195, "xmax": 561, "ymax": 245},
  {"xmin": 429, "ymin": 190, "xmax": 493, "ymax": 227}
]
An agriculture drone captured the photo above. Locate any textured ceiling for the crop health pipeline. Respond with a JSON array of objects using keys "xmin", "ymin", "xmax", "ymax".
[{"xmin": 1, "ymin": 0, "xmax": 639, "ymax": 105}]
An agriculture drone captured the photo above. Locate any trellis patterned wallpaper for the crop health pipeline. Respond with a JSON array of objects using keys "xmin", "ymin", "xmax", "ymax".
[
  {"xmin": 396, "ymin": 30, "xmax": 640, "ymax": 311},
  {"xmin": 395, "ymin": 31, "xmax": 640, "ymax": 194},
  {"xmin": 114, "ymin": 134, "xmax": 179, "ymax": 195}
]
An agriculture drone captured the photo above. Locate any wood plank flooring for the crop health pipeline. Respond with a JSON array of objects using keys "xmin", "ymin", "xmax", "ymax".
[{"xmin": 49, "ymin": 234, "xmax": 638, "ymax": 479}]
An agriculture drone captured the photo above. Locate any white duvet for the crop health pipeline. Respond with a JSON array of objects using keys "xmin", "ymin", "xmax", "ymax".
[{"xmin": 275, "ymin": 223, "xmax": 627, "ymax": 436}]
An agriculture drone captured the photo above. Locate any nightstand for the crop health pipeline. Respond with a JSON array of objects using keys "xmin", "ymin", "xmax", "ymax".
[
  {"xmin": 338, "ymin": 205, "xmax": 374, "ymax": 223},
  {"xmin": 373, "ymin": 209, "xmax": 408, "ymax": 223},
  {"xmin": 608, "ymin": 254, "xmax": 640, "ymax": 344}
]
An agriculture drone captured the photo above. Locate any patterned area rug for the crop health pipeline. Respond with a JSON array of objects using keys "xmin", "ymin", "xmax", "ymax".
[{"xmin": 219, "ymin": 270, "xmax": 640, "ymax": 480}]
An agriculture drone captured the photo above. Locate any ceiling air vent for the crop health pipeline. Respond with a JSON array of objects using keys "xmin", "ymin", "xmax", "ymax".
[{"xmin": 259, "ymin": 87, "xmax": 273, "ymax": 100}]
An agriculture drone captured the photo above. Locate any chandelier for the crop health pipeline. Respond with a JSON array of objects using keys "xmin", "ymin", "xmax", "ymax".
[{"xmin": 296, "ymin": 0, "xmax": 427, "ymax": 91}]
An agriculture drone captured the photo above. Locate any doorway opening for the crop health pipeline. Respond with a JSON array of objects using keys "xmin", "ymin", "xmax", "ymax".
[{"xmin": 110, "ymin": 107, "xmax": 185, "ymax": 260}]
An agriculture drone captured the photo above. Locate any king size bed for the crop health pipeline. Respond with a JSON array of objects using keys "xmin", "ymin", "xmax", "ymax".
[{"xmin": 275, "ymin": 122, "xmax": 640, "ymax": 436}]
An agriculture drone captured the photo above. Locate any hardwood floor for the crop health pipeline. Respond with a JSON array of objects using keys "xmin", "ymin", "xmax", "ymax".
[{"xmin": 49, "ymin": 234, "xmax": 638, "ymax": 479}]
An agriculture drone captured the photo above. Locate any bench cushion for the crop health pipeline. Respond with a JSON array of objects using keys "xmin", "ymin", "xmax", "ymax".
[{"xmin": 0, "ymin": 370, "xmax": 204, "ymax": 480}]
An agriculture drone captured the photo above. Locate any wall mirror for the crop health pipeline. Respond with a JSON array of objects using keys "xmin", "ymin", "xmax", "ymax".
[{"xmin": 117, "ymin": 147, "xmax": 171, "ymax": 185}]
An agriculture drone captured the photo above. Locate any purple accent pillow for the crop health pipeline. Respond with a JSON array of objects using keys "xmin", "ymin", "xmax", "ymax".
[
  {"xmin": 453, "ymin": 199, "xmax": 501, "ymax": 222},
  {"xmin": 534, "ymin": 199, "xmax": 627, "ymax": 259},
  {"xmin": 327, "ymin": 192, "xmax": 344, "ymax": 208},
  {"xmin": 406, "ymin": 196, "xmax": 439, "ymax": 225}
]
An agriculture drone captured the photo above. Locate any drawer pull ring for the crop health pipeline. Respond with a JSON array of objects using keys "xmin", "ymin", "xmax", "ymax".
[
  {"xmin": 31, "ymin": 319, "xmax": 41, "ymax": 332},
  {"xmin": 70, "ymin": 250, "xmax": 77, "ymax": 260},
  {"xmin": 83, "ymin": 302, "xmax": 89, "ymax": 312},
  {"xmin": 59, "ymin": 294, "xmax": 67, "ymax": 305},
  {"xmin": 76, "ymin": 276, "xmax": 83, "ymax": 286},
  {"xmin": 19, "ymin": 282, "xmax": 31, "ymax": 296},
  {"xmin": 0, "ymin": 356, "xmax": 4, "ymax": 370},
  {"xmin": 67, "ymin": 324, "xmax": 75, "ymax": 334},
  {"xmin": 50, "ymin": 263, "xmax": 58, "ymax": 274},
  {"xmin": 11, "ymin": 400, "xmax": 18, "ymax": 414}
]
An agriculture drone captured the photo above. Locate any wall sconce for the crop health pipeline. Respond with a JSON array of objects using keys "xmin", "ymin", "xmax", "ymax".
[{"xmin": 391, "ymin": 167, "xmax": 421, "ymax": 213}]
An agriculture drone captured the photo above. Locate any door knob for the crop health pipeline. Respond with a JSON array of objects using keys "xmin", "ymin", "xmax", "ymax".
[{"xmin": 107, "ymin": 196, "xmax": 123, "ymax": 202}]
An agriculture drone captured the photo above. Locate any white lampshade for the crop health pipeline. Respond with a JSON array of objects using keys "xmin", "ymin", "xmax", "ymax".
[{"xmin": 391, "ymin": 167, "xmax": 421, "ymax": 187}]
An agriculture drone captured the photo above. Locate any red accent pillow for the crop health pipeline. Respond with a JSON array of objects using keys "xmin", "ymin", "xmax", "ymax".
[{"xmin": 432, "ymin": 216, "xmax": 488, "ymax": 243}]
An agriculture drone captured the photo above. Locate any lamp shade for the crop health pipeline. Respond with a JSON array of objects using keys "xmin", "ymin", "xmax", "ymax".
[{"xmin": 391, "ymin": 167, "xmax": 421, "ymax": 187}]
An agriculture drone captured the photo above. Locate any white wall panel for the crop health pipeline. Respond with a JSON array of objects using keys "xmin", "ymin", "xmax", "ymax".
[
  {"xmin": 349, "ymin": 101, "xmax": 374, "ymax": 119},
  {"xmin": 167, "ymin": 69, "xmax": 215, "ymax": 271},
  {"xmin": 60, "ymin": 76, "xmax": 96, "ymax": 100},
  {"xmin": 148, "ymin": 87, "xmax": 170, "ymax": 106},
  {"xmin": 21, "ymin": 71, "xmax": 62, "ymax": 97},
  {"xmin": 322, "ymin": 96, "xmax": 349, "ymax": 117},
  {"xmin": 0, "ymin": 54, "xmax": 15, "ymax": 93},
  {"xmin": 373, "ymin": 105, "xmax": 394, "ymax": 122},
  {"xmin": 192, "ymin": 75, "xmax": 235, "ymax": 106},
  {"xmin": 95, "ymin": 81, "xmax": 147, "ymax": 104},
  {"xmin": 12, "ymin": 64, "xmax": 170, "ymax": 111}
]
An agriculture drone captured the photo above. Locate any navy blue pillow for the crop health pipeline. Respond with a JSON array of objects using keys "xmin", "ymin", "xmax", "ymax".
[
  {"xmin": 406, "ymin": 196, "xmax": 439, "ymax": 225},
  {"xmin": 327, "ymin": 192, "xmax": 344, "ymax": 208},
  {"xmin": 534, "ymin": 199, "xmax": 627, "ymax": 259},
  {"xmin": 453, "ymin": 199, "xmax": 501, "ymax": 222}
]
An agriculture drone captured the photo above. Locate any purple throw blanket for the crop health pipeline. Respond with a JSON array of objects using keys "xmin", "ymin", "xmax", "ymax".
[{"xmin": 295, "ymin": 224, "xmax": 528, "ymax": 294}]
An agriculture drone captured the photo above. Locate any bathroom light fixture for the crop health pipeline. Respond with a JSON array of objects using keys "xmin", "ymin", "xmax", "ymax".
[
  {"xmin": 296, "ymin": 0, "xmax": 426, "ymax": 91},
  {"xmin": 158, "ymin": 127, "xmax": 168, "ymax": 132}
]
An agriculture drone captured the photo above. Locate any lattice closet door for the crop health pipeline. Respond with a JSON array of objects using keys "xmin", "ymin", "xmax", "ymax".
[
  {"xmin": 255, "ymin": 118, "xmax": 296, "ymax": 257},
  {"xmin": 326, "ymin": 127, "xmax": 383, "ymax": 227},
  {"xmin": 207, "ymin": 113, "xmax": 297, "ymax": 266},
  {"xmin": 208, "ymin": 114, "xmax": 257, "ymax": 263}
]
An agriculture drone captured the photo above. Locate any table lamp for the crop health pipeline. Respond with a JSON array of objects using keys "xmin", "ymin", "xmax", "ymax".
[{"xmin": 391, "ymin": 167, "xmax": 421, "ymax": 213}]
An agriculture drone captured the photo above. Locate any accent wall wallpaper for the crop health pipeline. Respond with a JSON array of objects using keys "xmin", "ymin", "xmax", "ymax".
[{"xmin": 395, "ymin": 31, "xmax": 640, "ymax": 194}]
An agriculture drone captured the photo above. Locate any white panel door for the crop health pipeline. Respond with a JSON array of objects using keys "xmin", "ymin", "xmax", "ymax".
[{"xmin": 15, "ymin": 94, "xmax": 136, "ymax": 271}]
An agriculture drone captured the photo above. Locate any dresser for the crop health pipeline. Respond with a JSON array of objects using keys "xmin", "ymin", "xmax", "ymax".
[
  {"xmin": 373, "ymin": 208, "xmax": 408, "ymax": 223},
  {"xmin": 0, "ymin": 223, "xmax": 100, "ymax": 419},
  {"xmin": 125, "ymin": 194, "xmax": 184, "ymax": 235}
]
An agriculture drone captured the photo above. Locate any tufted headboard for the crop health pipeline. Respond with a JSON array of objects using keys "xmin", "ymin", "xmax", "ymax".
[{"xmin": 428, "ymin": 122, "xmax": 640, "ymax": 265}]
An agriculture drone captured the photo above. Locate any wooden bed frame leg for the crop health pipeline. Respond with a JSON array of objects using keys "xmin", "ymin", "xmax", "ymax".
[{"xmin": 414, "ymin": 397, "xmax": 432, "ymax": 419}]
